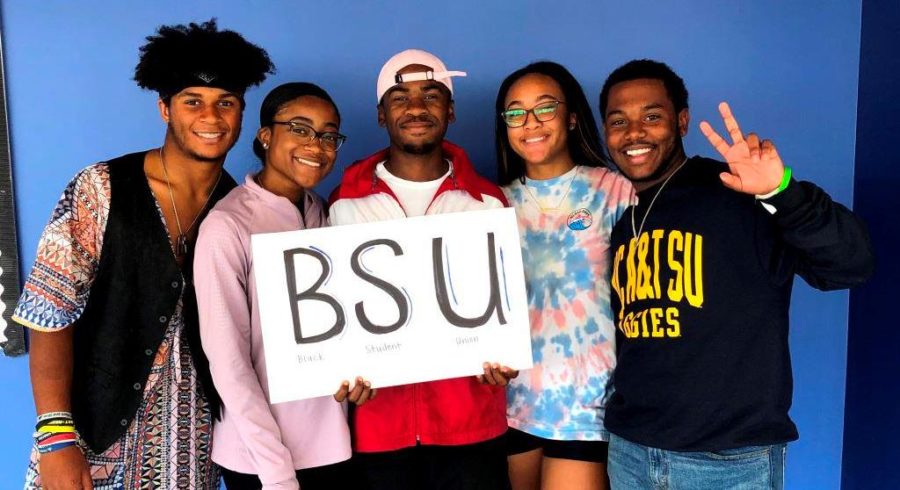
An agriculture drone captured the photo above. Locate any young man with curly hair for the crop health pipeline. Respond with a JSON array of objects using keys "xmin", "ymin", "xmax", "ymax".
[{"xmin": 14, "ymin": 20, "xmax": 273, "ymax": 489}]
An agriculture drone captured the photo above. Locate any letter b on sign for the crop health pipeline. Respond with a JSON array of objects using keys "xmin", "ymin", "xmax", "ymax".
[{"xmin": 284, "ymin": 247, "xmax": 345, "ymax": 344}]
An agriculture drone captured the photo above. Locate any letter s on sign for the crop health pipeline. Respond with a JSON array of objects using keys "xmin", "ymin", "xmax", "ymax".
[{"xmin": 351, "ymin": 239, "xmax": 410, "ymax": 334}]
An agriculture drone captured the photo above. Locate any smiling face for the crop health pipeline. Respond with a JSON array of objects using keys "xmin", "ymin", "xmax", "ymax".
[
  {"xmin": 159, "ymin": 86, "xmax": 243, "ymax": 162},
  {"xmin": 256, "ymin": 95, "xmax": 339, "ymax": 201},
  {"xmin": 602, "ymin": 78, "xmax": 689, "ymax": 189},
  {"xmin": 503, "ymin": 73, "xmax": 576, "ymax": 178},
  {"xmin": 378, "ymin": 64, "xmax": 455, "ymax": 156}
]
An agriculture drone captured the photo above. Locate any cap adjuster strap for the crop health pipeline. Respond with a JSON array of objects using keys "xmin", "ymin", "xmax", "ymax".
[{"xmin": 394, "ymin": 70, "xmax": 467, "ymax": 84}]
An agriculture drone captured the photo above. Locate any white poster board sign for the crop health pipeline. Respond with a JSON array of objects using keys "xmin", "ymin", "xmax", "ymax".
[{"xmin": 252, "ymin": 207, "xmax": 533, "ymax": 403}]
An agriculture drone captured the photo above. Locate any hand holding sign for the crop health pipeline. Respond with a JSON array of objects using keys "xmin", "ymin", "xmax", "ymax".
[
  {"xmin": 478, "ymin": 362, "xmax": 519, "ymax": 386},
  {"xmin": 699, "ymin": 102, "xmax": 786, "ymax": 196},
  {"xmin": 334, "ymin": 377, "xmax": 377, "ymax": 406}
]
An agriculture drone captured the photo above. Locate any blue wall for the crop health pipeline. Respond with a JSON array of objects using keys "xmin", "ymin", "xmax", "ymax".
[
  {"xmin": 1, "ymin": 2, "xmax": 863, "ymax": 488},
  {"xmin": 842, "ymin": 0, "xmax": 900, "ymax": 487}
]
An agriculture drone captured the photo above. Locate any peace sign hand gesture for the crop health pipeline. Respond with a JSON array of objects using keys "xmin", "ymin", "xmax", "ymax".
[{"xmin": 699, "ymin": 102, "xmax": 786, "ymax": 196}]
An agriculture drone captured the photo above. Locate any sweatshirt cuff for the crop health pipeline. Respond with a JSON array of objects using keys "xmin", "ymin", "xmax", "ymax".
[{"xmin": 758, "ymin": 178, "xmax": 802, "ymax": 215}]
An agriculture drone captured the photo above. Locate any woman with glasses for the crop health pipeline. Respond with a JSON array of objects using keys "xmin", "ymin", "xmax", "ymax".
[
  {"xmin": 193, "ymin": 82, "xmax": 373, "ymax": 490},
  {"xmin": 495, "ymin": 62, "xmax": 634, "ymax": 490}
]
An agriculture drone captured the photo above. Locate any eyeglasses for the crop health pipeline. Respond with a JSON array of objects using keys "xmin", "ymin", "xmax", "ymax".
[
  {"xmin": 271, "ymin": 121, "xmax": 347, "ymax": 151},
  {"xmin": 500, "ymin": 100, "xmax": 566, "ymax": 128}
]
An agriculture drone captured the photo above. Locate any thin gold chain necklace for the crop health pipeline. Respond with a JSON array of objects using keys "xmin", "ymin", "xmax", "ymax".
[
  {"xmin": 523, "ymin": 166, "xmax": 580, "ymax": 213},
  {"xmin": 158, "ymin": 148, "xmax": 222, "ymax": 257},
  {"xmin": 631, "ymin": 157, "xmax": 688, "ymax": 239}
]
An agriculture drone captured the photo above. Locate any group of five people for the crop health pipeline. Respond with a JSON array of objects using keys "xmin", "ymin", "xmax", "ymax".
[{"xmin": 14, "ymin": 20, "xmax": 873, "ymax": 490}]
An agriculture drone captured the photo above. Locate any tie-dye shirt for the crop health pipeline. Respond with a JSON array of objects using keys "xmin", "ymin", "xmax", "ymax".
[{"xmin": 503, "ymin": 165, "xmax": 634, "ymax": 441}]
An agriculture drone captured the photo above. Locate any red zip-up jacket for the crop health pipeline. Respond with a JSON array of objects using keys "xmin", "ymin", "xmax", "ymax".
[{"xmin": 329, "ymin": 141, "xmax": 509, "ymax": 452}]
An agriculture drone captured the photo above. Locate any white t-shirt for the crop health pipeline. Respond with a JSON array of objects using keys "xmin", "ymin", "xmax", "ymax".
[{"xmin": 375, "ymin": 160, "xmax": 452, "ymax": 217}]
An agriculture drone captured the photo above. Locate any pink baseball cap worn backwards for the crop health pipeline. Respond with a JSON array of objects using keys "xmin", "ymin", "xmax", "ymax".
[{"xmin": 376, "ymin": 49, "xmax": 467, "ymax": 103}]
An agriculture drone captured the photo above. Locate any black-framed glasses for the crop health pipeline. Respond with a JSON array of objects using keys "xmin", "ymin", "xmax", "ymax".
[
  {"xmin": 500, "ymin": 100, "xmax": 566, "ymax": 128},
  {"xmin": 271, "ymin": 121, "xmax": 347, "ymax": 151}
]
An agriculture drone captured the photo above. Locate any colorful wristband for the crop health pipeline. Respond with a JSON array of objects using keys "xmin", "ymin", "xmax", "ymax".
[
  {"xmin": 37, "ymin": 411, "xmax": 73, "ymax": 422},
  {"xmin": 777, "ymin": 166, "xmax": 792, "ymax": 193},
  {"xmin": 756, "ymin": 166, "xmax": 792, "ymax": 200},
  {"xmin": 36, "ymin": 424, "xmax": 76, "ymax": 434},
  {"xmin": 35, "ymin": 418, "xmax": 75, "ymax": 432},
  {"xmin": 36, "ymin": 432, "xmax": 76, "ymax": 444},
  {"xmin": 37, "ymin": 440, "xmax": 77, "ymax": 454},
  {"xmin": 35, "ymin": 430, "xmax": 78, "ymax": 454}
]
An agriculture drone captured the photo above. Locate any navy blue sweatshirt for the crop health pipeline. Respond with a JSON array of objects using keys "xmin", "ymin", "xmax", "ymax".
[{"xmin": 606, "ymin": 156, "xmax": 874, "ymax": 451}]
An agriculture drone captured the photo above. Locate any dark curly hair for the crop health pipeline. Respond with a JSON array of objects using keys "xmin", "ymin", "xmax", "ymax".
[{"xmin": 134, "ymin": 19, "xmax": 274, "ymax": 102}]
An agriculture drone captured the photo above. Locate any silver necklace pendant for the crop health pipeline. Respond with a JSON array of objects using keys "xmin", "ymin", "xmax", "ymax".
[
  {"xmin": 158, "ymin": 147, "xmax": 222, "ymax": 260},
  {"xmin": 176, "ymin": 234, "xmax": 189, "ymax": 257}
]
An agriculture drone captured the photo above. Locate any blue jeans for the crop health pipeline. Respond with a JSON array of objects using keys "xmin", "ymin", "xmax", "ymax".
[{"xmin": 608, "ymin": 434, "xmax": 786, "ymax": 489}]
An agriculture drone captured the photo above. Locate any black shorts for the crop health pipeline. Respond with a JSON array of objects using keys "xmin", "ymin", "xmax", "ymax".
[
  {"xmin": 506, "ymin": 427, "xmax": 609, "ymax": 463},
  {"xmin": 354, "ymin": 436, "xmax": 511, "ymax": 490},
  {"xmin": 220, "ymin": 459, "xmax": 353, "ymax": 489}
]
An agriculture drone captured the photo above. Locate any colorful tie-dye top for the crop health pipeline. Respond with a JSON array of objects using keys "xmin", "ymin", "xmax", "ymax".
[{"xmin": 503, "ymin": 165, "xmax": 635, "ymax": 441}]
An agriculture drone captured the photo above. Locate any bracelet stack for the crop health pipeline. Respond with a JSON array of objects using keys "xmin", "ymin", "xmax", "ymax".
[{"xmin": 34, "ymin": 411, "xmax": 78, "ymax": 454}]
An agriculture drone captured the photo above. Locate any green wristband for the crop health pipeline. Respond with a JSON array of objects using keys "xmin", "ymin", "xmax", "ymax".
[{"xmin": 777, "ymin": 166, "xmax": 792, "ymax": 193}]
